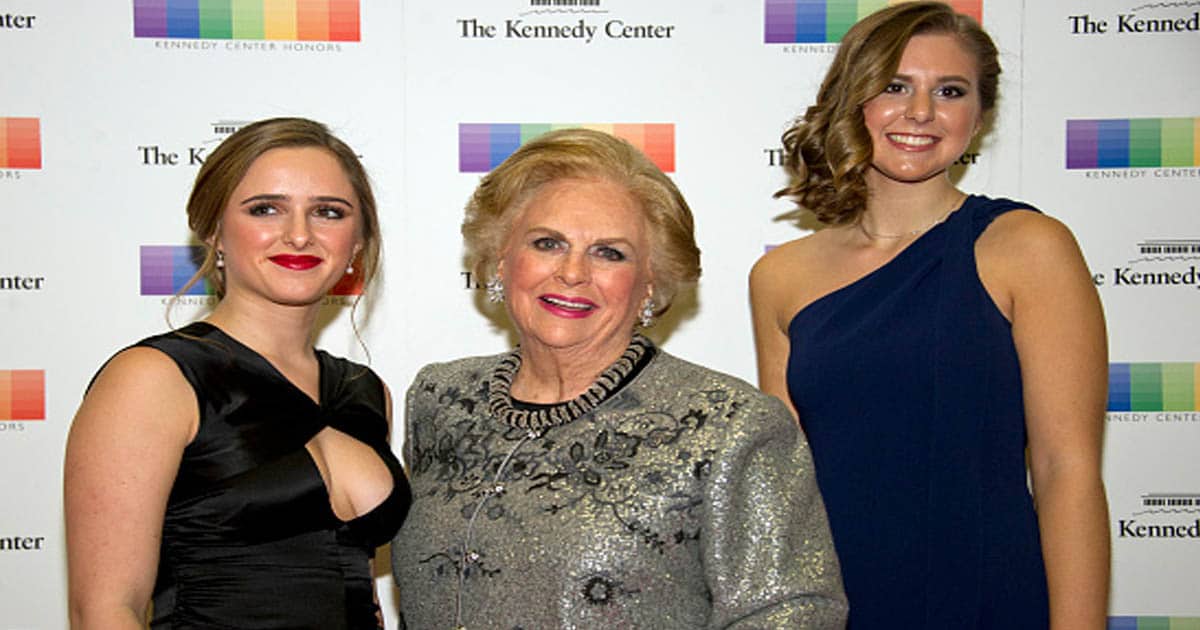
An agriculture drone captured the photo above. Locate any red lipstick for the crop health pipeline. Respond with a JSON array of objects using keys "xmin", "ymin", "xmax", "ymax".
[
  {"xmin": 538, "ymin": 294, "xmax": 597, "ymax": 319},
  {"xmin": 269, "ymin": 255, "xmax": 322, "ymax": 270}
]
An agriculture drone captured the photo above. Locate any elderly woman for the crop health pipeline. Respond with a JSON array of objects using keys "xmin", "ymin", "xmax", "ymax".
[{"xmin": 391, "ymin": 128, "xmax": 846, "ymax": 628}]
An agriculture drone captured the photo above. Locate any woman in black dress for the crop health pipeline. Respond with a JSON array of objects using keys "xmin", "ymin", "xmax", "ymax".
[{"xmin": 65, "ymin": 117, "xmax": 410, "ymax": 629}]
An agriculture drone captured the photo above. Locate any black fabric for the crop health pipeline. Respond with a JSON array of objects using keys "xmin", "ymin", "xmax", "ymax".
[{"xmin": 129, "ymin": 322, "xmax": 410, "ymax": 629}]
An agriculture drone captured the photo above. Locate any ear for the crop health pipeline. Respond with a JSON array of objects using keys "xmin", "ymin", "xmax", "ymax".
[{"xmin": 972, "ymin": 109, "xmax": 988, "ymax": 138}]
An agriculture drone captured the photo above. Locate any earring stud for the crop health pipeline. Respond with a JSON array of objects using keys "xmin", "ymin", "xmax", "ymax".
[{"xmin": 486, "ymin": 276, "xmax": 505, "ymax": 303}]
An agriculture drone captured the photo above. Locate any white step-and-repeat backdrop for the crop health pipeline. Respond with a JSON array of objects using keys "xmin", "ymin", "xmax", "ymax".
[{"xmin": 2, "ymin": 1, "xmax": 1196, "ymax": 627}]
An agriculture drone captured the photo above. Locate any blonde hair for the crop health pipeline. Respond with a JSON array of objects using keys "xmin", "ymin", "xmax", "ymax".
[{"xmin": 462, "ymin": 128, "xmax": 700, "ymax": 313}]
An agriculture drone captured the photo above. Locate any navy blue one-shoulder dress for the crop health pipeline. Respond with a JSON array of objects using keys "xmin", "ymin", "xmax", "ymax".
[{"xmin": 786, "ymin": 195, "xmax": 1050, "ymax": 629}]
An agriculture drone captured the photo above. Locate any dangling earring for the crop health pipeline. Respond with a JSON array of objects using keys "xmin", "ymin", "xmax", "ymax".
[
  {"xmin": 215, "ymin": 250, "xmax": 225, "ymax": 269},
  {"xmin": 639, "ymin": 296, "xmax": 655, "ymax": 328},
  {"xmin": 486, "ymin": 276, "xmax": 505, "ymax": 303},
  {"xmin": 346, "ymin": 264, "xmax": 354, "ymax": 275}
]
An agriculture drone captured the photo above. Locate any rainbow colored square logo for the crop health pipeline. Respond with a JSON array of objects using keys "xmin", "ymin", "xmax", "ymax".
[
  {"xmin": 0, "ymin": 370, "xmax": 45, "ymax": 421},
  {"xmin": 1067, "ymin": 118, "xmax": 1199, "ymax": 169},
  {"xmin": 1108, "ymin": 617, "xmax": 1200, "ymax": 630},
  {"xmin": 1108, "ymin": 363, "xmax": 1199, "ymax": 412},
  {"xmin": 133, "ymin": 0, "xmax": 360, "ymax": 41},
  {"xmin": 0, "ymin": 118, "xmax": 41, "ymax": 169},
  {"xmin": 141, "ymin": 246, "xmax": 213, "ymax": 295},
  {"xmin": 765, "ymin": 0, "xmax": 983, "ymax": 43},
  {"xmin": 459, "ymin": 124, "xmax": 675, "ymax": 173}
]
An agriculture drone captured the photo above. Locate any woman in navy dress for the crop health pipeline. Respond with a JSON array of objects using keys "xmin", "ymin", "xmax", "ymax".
[
  {"xmin": 65, "ymin": 118, "xmax": 410, "ymax": 629},
  {"xmin": 751, "ymin": 3, "xmax": 1109, "ymax": 628}
]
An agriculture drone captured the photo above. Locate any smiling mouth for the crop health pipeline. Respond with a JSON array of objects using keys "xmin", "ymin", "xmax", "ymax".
[
  {"xmin": 886, "ymin": 133, "xmax": 938, "ymax": 147},
  {"xmin": 268, "ymin": 255, "xmax": 322, "ymax": 270},
  {"xmin": 542, "ymin": 296, "xmax": 597, "ymax": 312}
]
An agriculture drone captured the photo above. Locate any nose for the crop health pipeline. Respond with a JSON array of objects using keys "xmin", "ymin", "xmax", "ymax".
[
  {"xmin": 556, "ymin": 251, "xmax": 591, "ymax": 286},
  {"xmin": 283, "ymin": 213, "xmax": 312, "ymax": 249},
  {"xmin": 904, "ymin": 91, "xmax": 934, "ymax": 123}
]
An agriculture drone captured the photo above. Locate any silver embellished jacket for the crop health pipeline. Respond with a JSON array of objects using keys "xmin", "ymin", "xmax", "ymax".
[{"xmin": 392, "ymin": 345, "xmax": 847, "ymax": 629}]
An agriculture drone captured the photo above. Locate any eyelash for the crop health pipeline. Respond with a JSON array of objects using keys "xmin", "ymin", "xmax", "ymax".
[
  {"xmin": 594, "ymin": 246, "xmax": 626, "ymax": 262},
  {"xmin": 532, "ymin": 237, "xmax": 561, "ymax": 251},
  {"xmin": 313, "ymin": 205, "xmax": 347, "ymax": 219},
  {"xmin": 883, "ymin": 82, "xmax": 968, "ymax": 98},
  {"xmin": 530, "ymin": 238, "xmax": 628, "ymax": 262},
  {"xmin": 245, "ymin": 204, "xmax": 348, "ymax": 219}
]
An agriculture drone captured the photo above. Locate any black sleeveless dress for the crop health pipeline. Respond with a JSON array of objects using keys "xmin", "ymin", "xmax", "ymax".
[{"xmin": 133, "ymin": 322, "xmax": 411, "ymax": 629}]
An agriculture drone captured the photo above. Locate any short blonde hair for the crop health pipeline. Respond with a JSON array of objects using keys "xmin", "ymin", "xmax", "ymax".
[{"xmin": 462, "ymin": 128, "xmax": 700, "ymax": 313}]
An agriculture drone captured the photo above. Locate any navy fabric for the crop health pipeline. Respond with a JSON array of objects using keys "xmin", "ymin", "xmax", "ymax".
[{"xmin": 787, "ymin": 195, "xmax": 1049, "ymax": 629}]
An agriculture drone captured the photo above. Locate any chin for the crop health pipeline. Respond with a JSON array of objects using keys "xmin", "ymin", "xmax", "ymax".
[{"xmin": 265, "ymin": 285, "xmax": 338, "ymax": 307}]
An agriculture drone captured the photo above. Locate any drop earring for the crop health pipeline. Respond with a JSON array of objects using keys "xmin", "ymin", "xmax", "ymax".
[
  {"xmin": 639, "ymin": 296, "xmax": 655, "ymax": 328},
  {"xmin": 486, "ymin": 276, "xmax": 505, "ymax": 303},
  {"xmin": 216, "ymin": 250, "xmax": 225, "ymax": 269}
]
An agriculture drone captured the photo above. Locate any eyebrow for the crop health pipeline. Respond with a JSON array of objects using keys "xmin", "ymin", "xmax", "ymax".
[
  {"xmin": 894, "ymin": 72, "xmax": 974, "ymax": 85},
  {"xmin": 526, "ymin": 226, "xmax": 636, "ymax": 247},
  {"xmin": 238, "ymin": 193, "xmax": 354, "ymax": 205}
]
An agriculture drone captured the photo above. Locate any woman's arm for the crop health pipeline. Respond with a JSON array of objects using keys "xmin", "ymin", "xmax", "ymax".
[
  {"xmin": 702, "ymin": 393, "xmax": 847, "ymax": 629},
  {"xmin": 64, "ymin": 347, "xmax": 197, "ymax": 629},
  {"xmin": 981, "ymin": 211, "xmax": 1110, "ymax": 630},
  {"xmin": 750, "ymin": 251, "xmax": 800, "ymax": 418}
]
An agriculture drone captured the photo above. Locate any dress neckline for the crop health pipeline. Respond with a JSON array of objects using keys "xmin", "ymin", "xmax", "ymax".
[
  {"xmin": 184, "ymin": 321, "xmax": 326, "ymax": 408},
  {"xmin": 488, "ymin": 334, "xmax": 656, "ymax": 432},
  {"xmin": 789, "ymin": 195, "xmax": 975, "ymax": 331}
]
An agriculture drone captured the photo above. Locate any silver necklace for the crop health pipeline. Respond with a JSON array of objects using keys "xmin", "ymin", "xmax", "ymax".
[
  {"xmin": 487, "ymin": 335, "xmax": 652, "ymax": 431},
  {"xmin": 857, "ymin": 195, "xmax": 964, "ymax": 240}
]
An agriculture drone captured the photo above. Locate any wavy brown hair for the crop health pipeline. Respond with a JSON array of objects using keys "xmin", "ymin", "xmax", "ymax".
[
  {"xmin": 775, "ymin": 1, "xmax": 1000, "ymax": 226},
  {"xmin": 180, "ymin": 117, "xmax": 381, "ymax": 299},
  {"xmin": 462, "ymin": 127, "xmax": 700, "ymax": 315}
]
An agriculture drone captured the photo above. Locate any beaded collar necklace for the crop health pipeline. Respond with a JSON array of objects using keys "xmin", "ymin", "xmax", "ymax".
[{"xmin": 487, "ymin": 335, "xmax": 654, "ymax": 431}]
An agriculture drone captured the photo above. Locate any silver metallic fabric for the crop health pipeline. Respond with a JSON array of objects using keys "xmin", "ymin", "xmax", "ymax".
[{"xmin": 392, "ymin": 346, "xmax": 847, "ymax": 629}]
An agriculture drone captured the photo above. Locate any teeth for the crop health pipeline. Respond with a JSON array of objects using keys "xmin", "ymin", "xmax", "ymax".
[
  {"xmin": 888, "ymin": 134, "xmax": 936, "ymax": 146},
  {"xmin": 543, "ymin": 296, "xmax": 592, "ymax": 310}
]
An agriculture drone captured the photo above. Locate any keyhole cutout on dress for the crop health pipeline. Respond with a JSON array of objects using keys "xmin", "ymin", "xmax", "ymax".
[{"xmin": 305, "ymin": 427, "xmax": 395, "ymax": 523}]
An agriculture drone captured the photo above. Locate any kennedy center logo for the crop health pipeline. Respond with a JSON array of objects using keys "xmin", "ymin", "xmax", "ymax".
[
  {"xmin": 1, "ymin": 118, "xmax": 41, "ymax": 169},
  {"xmin": 133, "ymin": 0, "xmax": 360, "ymax": 41},
  {"xmin": 1067, "ymin": 117, "xmax": 1198, "ymax": 170},
  {"xmin": 765, "ymin": 0, "xmax": 983, "ymax": 43},
  {"xmin": 1108, "ymin": 363, "xmax": 1198, "ymax": 413},
  {"xmin": 141, "ymin": 246, "xmax": 212, "ymax": 296},
  {"xmin": 459, "ymin": 123, "xmax": 675, "ymax": 173},
  {"xmin": 0, "ymin": 370, "xmax": 44, "ymax": 421}
]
